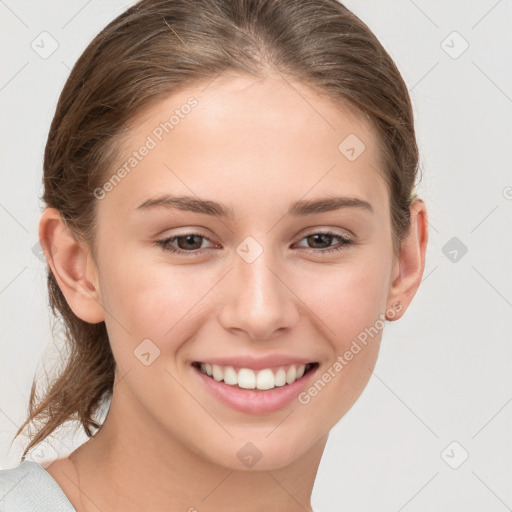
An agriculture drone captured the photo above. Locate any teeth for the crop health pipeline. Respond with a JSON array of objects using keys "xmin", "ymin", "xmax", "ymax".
[
  {"xmin": 197, "ymin": 363, "xmax": 312, "ymax": 390},
  {"xmin": 274, "ymin": 368, "xmax": 286, "ymax": 387},
  {"xmin": 286, "ymin": 365, "xmax": 297, "ymax": 384},
  {"xmin": 223, "ymin": 366, "xmax": 238, "ymax": 386},
  {"xmin": 256, "ymin": 369, "xmax": 274, "ymax": 390},
  {"xmin": 238, "ymin": 368, "xmax": 256, "ymax": 389},
  {"xmin": 212, "ymin": 364, "xmax": 223, "ymax": 381}
]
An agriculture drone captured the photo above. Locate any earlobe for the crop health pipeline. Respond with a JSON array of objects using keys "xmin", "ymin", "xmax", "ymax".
[
  {"xmin": 38, "ymin": 207, "xmax": 105, "ymax": 324},
  {"xmin": 386, "ymin": 199, "xmax": 429, "ymax": 321}
]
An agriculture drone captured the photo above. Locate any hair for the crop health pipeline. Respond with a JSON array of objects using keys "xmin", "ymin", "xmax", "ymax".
[{"xmin": 14, "ymin": 0, "xmax": 421, "ymax": 461}]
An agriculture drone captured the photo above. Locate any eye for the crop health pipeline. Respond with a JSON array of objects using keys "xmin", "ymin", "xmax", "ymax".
[
  {"xmin": 155, "ymin": 232, "xmax": 217, "ymax": 256},
  {"xmin": 155, "ymin": 229, "xmax": 354, "ymax": 257},
  {"xmin": 293, "ymin": 230, "xmax": 354, "ymax": 254}
]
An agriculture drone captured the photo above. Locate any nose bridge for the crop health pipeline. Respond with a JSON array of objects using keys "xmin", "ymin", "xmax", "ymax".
[{"xmin": 218, "ymin": 236, "xmax": 299, "ymax": 340}]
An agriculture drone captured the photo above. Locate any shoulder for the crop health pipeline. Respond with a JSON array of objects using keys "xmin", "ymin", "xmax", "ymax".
[{"xmin": 0, "ymin": 460, "xmax": 76, "ymax": 512}]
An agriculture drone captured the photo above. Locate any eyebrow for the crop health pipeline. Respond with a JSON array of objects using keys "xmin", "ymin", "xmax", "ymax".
[{"xmin": 134, "ymin": 194, "xmax": 374, "ymax": 218}]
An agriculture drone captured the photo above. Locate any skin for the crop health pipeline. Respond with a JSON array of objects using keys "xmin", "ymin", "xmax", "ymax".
[{"xmin": 40, "ymin": 71, "xmax": 428, "ymax": 512}]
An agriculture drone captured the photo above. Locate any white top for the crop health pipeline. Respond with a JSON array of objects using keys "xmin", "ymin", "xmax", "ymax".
[
  {"xmin": 1, "ymin": 460, "xmax": 327, "ymax": 511},
  {"xmin": 0, "ymin": 460, "xmax": 75, "ymax": 511}
]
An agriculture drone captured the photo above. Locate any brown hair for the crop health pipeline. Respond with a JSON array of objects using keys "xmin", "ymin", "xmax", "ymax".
[{"xmin": 14, "ymin": 0, "xmax": 421, "ymax": 461}]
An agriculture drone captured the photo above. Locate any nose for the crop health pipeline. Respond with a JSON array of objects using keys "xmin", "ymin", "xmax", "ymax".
[{"xmin": 217, "ymin": 245, "xmax": 300, "ymax": 341}]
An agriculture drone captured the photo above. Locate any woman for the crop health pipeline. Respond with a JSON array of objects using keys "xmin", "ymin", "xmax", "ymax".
[{"xmin": 0, "ymin": 0, "xmax": 428, "ymax": 510}]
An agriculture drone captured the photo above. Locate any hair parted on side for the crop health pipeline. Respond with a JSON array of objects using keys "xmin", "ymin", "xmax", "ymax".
[{"xmin": 14, "ymin": 0, "xmax": 421, "ymax": 461}]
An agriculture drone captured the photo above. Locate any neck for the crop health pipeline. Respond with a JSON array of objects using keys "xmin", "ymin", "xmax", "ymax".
[{"xmin": 69, "ymin": 380, "xmax": 327, "ymax": 512}]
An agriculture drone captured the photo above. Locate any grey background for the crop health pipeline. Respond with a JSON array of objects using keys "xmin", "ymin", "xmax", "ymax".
[{"xmin": 1, "ymin": 1, "xmax": 511, "ymax": 511}]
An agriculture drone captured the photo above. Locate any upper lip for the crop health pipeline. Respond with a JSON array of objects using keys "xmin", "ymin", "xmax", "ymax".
[{"xmin": 192, "ymin": 354, "xmax": 316, "ymax": 370}]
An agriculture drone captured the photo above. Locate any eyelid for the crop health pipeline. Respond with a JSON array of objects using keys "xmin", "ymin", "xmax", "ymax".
[
  {"xmin": 157, "ymin": 225, "xmax": 213, "ymax": 238},
  {"xmin": 296, "ymin": 225, "xmax": 354, "ymax": 240}
]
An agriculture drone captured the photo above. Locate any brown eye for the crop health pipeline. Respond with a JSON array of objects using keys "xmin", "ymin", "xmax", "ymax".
[
  {"xmin": 306, "ymin": 233, "xmax": 335, "ymax": 249},
  {"xmin": 156, "ymin": 232, "xmax": 216, "ymax": 255},
  {"xmin": 174, "ymin": 234, "xmax": 204, "ymax": 250},
  {"xmin": 294, "ymin": 231, "xmax": 353, "ymax": 254}
]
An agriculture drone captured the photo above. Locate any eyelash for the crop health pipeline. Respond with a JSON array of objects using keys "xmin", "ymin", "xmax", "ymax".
[{"xmin": 155, "ymin": 230, "xmax": 354, "ymax": 256}]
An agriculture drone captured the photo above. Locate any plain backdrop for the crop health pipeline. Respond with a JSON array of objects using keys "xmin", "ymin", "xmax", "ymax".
[{"xmin": 1, "ymin": 1, "xmax": 511, "ymax": 511}]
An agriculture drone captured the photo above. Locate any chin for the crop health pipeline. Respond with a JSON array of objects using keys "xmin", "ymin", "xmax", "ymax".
[{"xmin": 193, "ymin": 424, "xmax": 324, "ymax": 471}]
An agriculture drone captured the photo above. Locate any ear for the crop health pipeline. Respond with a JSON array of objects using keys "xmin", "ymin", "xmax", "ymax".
[
  {"xmin": 386, "ymin": 199, "xmax": 429, "ymax": 321},
  {"xmin": 38, "ymin": 207, "xmax": 105, "ymax": 324}
]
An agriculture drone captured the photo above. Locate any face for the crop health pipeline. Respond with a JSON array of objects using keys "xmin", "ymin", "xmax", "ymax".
[{"xmin": 90, "ymin": 71, "xmax": 399, "ymax": 470}]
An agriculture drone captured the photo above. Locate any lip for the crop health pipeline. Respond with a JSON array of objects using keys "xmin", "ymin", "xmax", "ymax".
[{"xmin": 191, "ymin": 361, "xmax": 319, "ymax": 414}]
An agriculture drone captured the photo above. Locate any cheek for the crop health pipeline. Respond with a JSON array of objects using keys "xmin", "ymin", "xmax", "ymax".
[
  {"xmin": 302, "ymin": 255, "xmax": 389, "ymax": 418},
  {"xmin": 298, "ymin": 270, "xmax": 385, "ymax": 430},
  {"xmin": 299, "ymin": 253, "xmax": 390, "ymax": 344},
  {"xmin": 99, "ymin": 255, "xmax": 215, "ymax": 353}
]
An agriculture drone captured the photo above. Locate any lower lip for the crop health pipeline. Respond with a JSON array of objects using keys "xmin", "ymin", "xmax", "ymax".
[{"xmin": 192, "ymin": 364, "xmax": 319, "ymax": 414}]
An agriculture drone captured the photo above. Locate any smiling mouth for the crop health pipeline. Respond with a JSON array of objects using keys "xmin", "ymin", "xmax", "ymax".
[{"xmin": 192, "ymin": 361, "xmax": 319, "ymax": 390}]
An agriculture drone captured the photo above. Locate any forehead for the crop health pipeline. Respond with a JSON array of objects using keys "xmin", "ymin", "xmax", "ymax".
[{"xmin": 99, "ymin": 71, "xmax": 389, "ymax": 221}]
